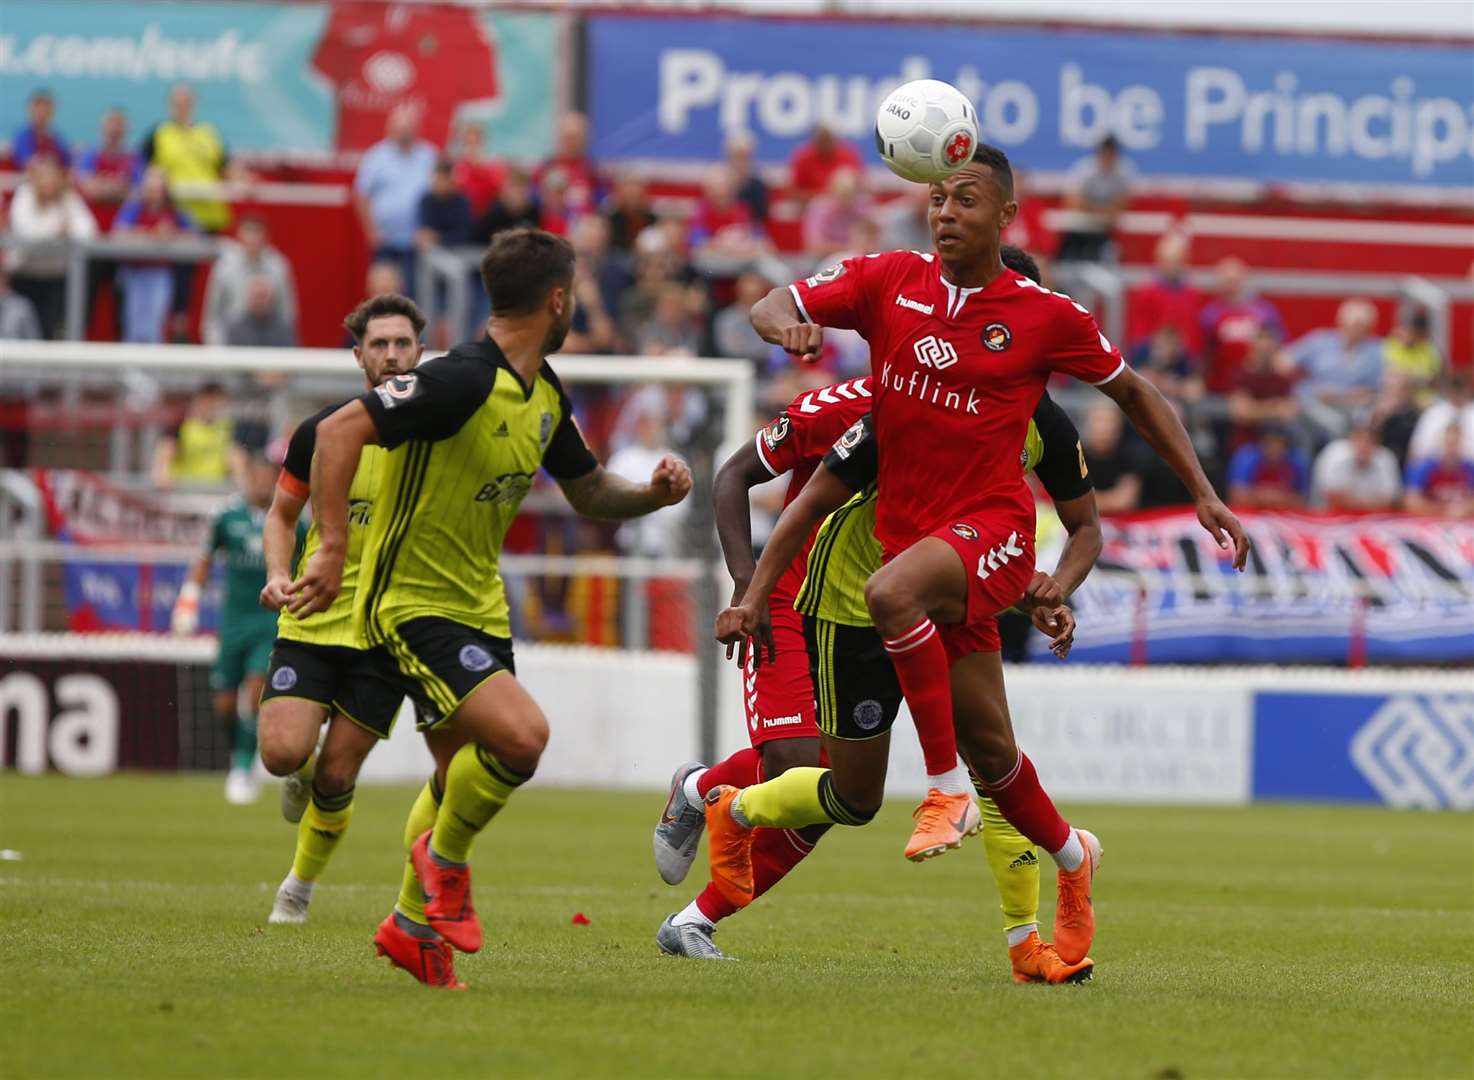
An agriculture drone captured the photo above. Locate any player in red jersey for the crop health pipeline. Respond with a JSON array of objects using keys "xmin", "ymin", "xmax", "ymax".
[
  {"xmin": 651, "ymin": 376, "xmax": 871, "ymax": 948},
  {"xmin": 704, "ymin": 144, "xmax": 1248, "ymax": 964}
]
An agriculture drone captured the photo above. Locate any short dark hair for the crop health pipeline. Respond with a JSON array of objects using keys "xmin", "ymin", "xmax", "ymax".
[
  {"xmin": 1099, "ymin": 135, "xmax": 1120, "ymax": 153},
  {"xmin": 29, "ymin": 88, "xmax": 53, "ymax": 104},
  {"xmin": 479, "ymin": 228, "xmax": 575, "ymax": 317},
  {"xmin": 970, "ymin": 143, "xmax": 1014, "ymax": 200},
  {"xmin": 343, "ymin": 293, "xmax": 427, "ymax": 341},
  {"xmin": 999, "ymin": 243, "xmax": 1040, "ymax": 285}
]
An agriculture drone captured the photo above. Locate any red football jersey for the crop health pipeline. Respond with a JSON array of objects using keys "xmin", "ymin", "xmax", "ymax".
[
  {"xmin": 790, "ymin": 251, "xmax": 1124, "ymax": 554},
  {"xmin": 753, "ymin": 377, "xmax": 873, "ymax": 607},
  {"xmin": 311, "ymin": 4, "xmax": 498, "ymax": 151}
]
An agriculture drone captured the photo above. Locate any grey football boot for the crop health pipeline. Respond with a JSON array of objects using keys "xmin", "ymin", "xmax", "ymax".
[
  {"xmin": 653, "ymin": 762, "xmax": 706, "ymax": 885},
  {"xmin": 656, "ymin": 914, "xmax": 730, "ymax": 960}
]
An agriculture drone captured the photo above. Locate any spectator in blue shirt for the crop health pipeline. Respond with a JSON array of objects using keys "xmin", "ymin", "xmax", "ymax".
[
  {"xmin": 12, "ymin": 89, "xmax": 71, "ymax": 168},
  {"xmin": 1288, "ymin": 298, "xmax": 1385, "ymax": 443},
  {"xmin": 1227, "ymin": 424, "xmax": 1308, "ymax": 509},
  {"xmin": 416, "ymin": 158, "xmax": 472, "ymax": 251},
  {"xmin": 354, "ymin": 104, "xmax": 436, "ymax": 298}
]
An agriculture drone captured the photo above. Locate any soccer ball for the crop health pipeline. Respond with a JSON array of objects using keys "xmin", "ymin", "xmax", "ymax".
[{"xmin": 874, "ymin": 79, "xmax": 979, "ymax": 184}]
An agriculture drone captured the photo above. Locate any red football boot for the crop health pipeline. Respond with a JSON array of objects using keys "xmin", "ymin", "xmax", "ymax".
[
  {"xmin": 373, "ymin": 914, "xmax": 465, "ymax": 990},
  {"xmin": 410, "ymin": 830, "xmax": 483, "ymax": 953}
]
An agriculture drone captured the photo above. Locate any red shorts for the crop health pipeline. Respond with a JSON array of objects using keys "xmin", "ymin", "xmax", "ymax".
[
  {"xmin": 743, "ymin": 605, "xmax": 820, "ymax": 747},
  {"xmin": 931, "ymin": 513, "xmax": 1035, "ymax": 662}
]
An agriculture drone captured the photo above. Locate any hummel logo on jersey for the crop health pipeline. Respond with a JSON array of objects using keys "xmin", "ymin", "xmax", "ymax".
[
  {"xmin": 913, "ymin": 334, "xmax": 959, "ymax": 369},
  {"xmin": 976, "ymin": 531, "xmax": 1025, "ymax": 581},
  {"xmin": 493, "ymin": 421, "xmax": 510, "ymax": 437},
  {"xmin": 1009, "ymin": 850, "xmax": 1039, "ymax": 869},
  {"xmin": 895, "ymin": 294, "xmax": 934, "ymax": 316}
]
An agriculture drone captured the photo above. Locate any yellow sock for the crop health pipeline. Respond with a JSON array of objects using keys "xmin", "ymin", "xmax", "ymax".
[
  {"xmin": 429, "ymin": 744, "xmax": 529, "ymax": 864},
  {"xmin": 734, "ymin": 767, "xmax": 872, "ymax": 829},
  {"xmin": 396, "ymin": 774, "xmax": 443, "ymax": 925},
  {"xmin": 289, "ymin": 784, "xmax": 354, "ymax": 883},
  {"xmin": 980, "ymin": 796, "xmax": 1040, "ymax": 934}
]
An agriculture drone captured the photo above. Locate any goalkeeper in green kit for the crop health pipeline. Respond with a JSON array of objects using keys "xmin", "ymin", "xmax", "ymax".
[{"xmin": 173, "ymin": 450, "xmax": 305, "ymax": 803}]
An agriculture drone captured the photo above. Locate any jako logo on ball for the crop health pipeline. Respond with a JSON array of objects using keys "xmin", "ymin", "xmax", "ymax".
[{"xmin": 874, "ymin": 79, "xmax": 979, "ymax": 184}]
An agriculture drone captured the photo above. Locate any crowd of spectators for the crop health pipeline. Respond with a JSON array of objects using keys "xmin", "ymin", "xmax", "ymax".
[
  {"xmin": 1, "ymin": 84, "xmax": 294, "ymax": 346},
  {"xmin": 4, "ymin": 83, "xmax": 1472, "ymax": 521},
  {"xmin": 1115, "ymin": 230, "xmax": 1473, "ymax": 518}
]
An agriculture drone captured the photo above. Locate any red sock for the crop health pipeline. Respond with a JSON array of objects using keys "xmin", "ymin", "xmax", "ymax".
[
  {"xmin": 981, "ymin": 751, "xmax": 1071, "ymax": 853},
  {"xmin": 883, "ymin": 618, "xmax": 958, "ymax": 776},
  {"xmin": 695, "ymin": 747, "xmax": 763, "ymax": 799},
  {"xmin": 695, "ymin": 826, "xmax": 819, "ymax": 924}
]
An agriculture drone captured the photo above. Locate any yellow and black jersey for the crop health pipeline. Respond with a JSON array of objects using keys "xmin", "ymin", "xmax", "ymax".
[
  {"xmin": 276, "ymin": 400, "xmax": 388, "ymax": 649},
  {"xmin": 355, "ymin": 337, "xmax": 597, "ymax": 641},
  {"xmin": 795, "ymin": 392, "xmax": 1091, "ymax": 626}
]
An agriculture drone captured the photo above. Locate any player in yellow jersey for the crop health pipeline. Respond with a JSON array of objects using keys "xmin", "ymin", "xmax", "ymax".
[
  {"xmin": 289, "ymin": 228, "xmax": 692, "ymax": 988},
  {"xmin": 257, "ymin": 294, "xmax": 432, "ymax": 925}
]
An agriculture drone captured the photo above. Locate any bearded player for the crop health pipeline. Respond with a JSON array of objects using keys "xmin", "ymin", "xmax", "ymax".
[
  {"xmin": 289, "ymin": 228, "xmax": 692, "ymax": 988},
  {"xmin": 256, "ymin": 294, "xmax": 451, "ymax": 926},
  {"xmin": 702, "ymin": 145, "xmax": 1248, "ymax": 966}
]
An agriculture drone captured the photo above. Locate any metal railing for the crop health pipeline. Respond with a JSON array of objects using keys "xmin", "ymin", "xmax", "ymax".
[{"xmin": 0, "ymin": 234, "xmax": 226, "ymax": 342}]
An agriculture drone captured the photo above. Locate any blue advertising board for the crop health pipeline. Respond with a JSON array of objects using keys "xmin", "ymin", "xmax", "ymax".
[
  {"xmin": 586, "ymin": 14, "xmax": 1474, "ymax": 190},
  {"xmin": 1253, "ymin": 692, "xmax": 1474, "ymax": 808}
]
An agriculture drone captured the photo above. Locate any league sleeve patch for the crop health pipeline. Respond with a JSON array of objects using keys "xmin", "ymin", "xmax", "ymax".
[
  {"xmin": 804, "ymin": 263, "xmax": 847, "ymax": 288},
  {"xmin": 762, "ymin": 415, "xmax": 791, "ymax": 452},
  {"xmin": 373, "ymin": 373, "xmax": 420, "ymax": 409},
  {"xmin": 830, "ymin": 418, "xmax": 866, "ymax": 460}
]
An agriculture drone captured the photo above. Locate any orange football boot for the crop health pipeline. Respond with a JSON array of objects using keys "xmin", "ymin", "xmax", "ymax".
[
  {"xmin": 703, "ymin": 786, "xmax": 755, "ymax": 908},
  {"xmin": 373, "ymin": 914, "xmax": 466, "ymax": 990},
  {"xmin": 1008, "ymin": 931, "xmax": 1094, "ymax": 984},
  {"xmin": 410, "ymin": 831, "xmax": 482, "ymax": 954},
  {"xmin": 1054, "ymin": 828, "xmax": 1102, "ymax": 964},
  {"xmin": 904, "ymin": 789, "xmax": 981, "ymax": 861}
]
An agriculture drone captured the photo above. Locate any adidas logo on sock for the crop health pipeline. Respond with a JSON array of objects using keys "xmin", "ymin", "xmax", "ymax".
[
  {"xmin": 493, "ymin": 421, "xmax": 510, "ymax": 437},
  {"xmin": 1009, "ymin": 851, "xmax": 1039, "ymax": 869}
]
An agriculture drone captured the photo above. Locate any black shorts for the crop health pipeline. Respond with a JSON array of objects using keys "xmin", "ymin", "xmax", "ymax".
[
  {"xmin": 803, "ymin": 616, "xmax": 903, "ymax": 742},
  {"xmin": 260, "ymin": 639, "xmax": 406, "ymax": 739},
  {"xmin": 377, "ymin": 616, "xmax": 517, "ymax": 729}
]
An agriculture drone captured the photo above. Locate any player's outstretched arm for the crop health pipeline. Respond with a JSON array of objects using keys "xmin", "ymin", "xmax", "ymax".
[
  {"xmin": 714, "ymin": 463, "xmax": 856, "ymax": 662},
  {"xmin": 260, "ymin": 486, "xmax": 306, "ymax": 612},
  {"xmin": 1096, "ymin": 365, "xmax": 1251, "ymax": 569},
  {"xmin": 288, "ymin": 401, "xmax": 378, "ymax": 617},
  {"xmin": 749, "ymin": 286, "xmax": 824, "ymax": 364},
  {"xmin": 558, "ymin": 455, "xmax": 692, "ymax": 520}
]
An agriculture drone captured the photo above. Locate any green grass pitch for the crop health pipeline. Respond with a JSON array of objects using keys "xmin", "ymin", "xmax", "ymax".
[{"xmin": 1, "ymin": 775, "xmax": 1471, "ymax": 1079}]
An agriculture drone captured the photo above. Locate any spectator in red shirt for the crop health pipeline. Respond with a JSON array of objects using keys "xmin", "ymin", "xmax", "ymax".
[
  {"xmin": 788, "ymin": 123, "xmax": 862, "ymax": 201},
  {"xmin": 78, "ymin": 108, "xmax": 144, "ymax": 339},
  {"xmin": 534, "ymin": 112, "xmax": 601, "ymax": 218},
  {"xmin": 1227, "ymin": 424, "xmax": 1308, "ymax": 509},
  {"xmin": 1200, "ymin": 257, "xmax": 1285, "ymax": 394},
  {"xmin": 451, "ymin": 122, "xmax": 505, "ymax": 218},
  {"xmin": 78, "ymin": 109, "xmax": 141, "ymax": 228},
  {"xmin": 1404, "ymin": 423, "xmax": 1474, "ymax": 518},
  {"xmin": 1128, "ymin": 231, "xmax": 1204, "ymax": 354},
  {"xmin": 689, "ymin": 166, "xmax": 762, "ymax": 260},
  {"xmin": 114, "ymin": 167, "xmax": 193, "ymax": 343},
  {"xmin": 802, "ymin": 167, "xmax": 872, "ymax": 260},
  {"xmin": 1227, "ymin": 325, "xmax": 1299, "ymax": 450}
]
